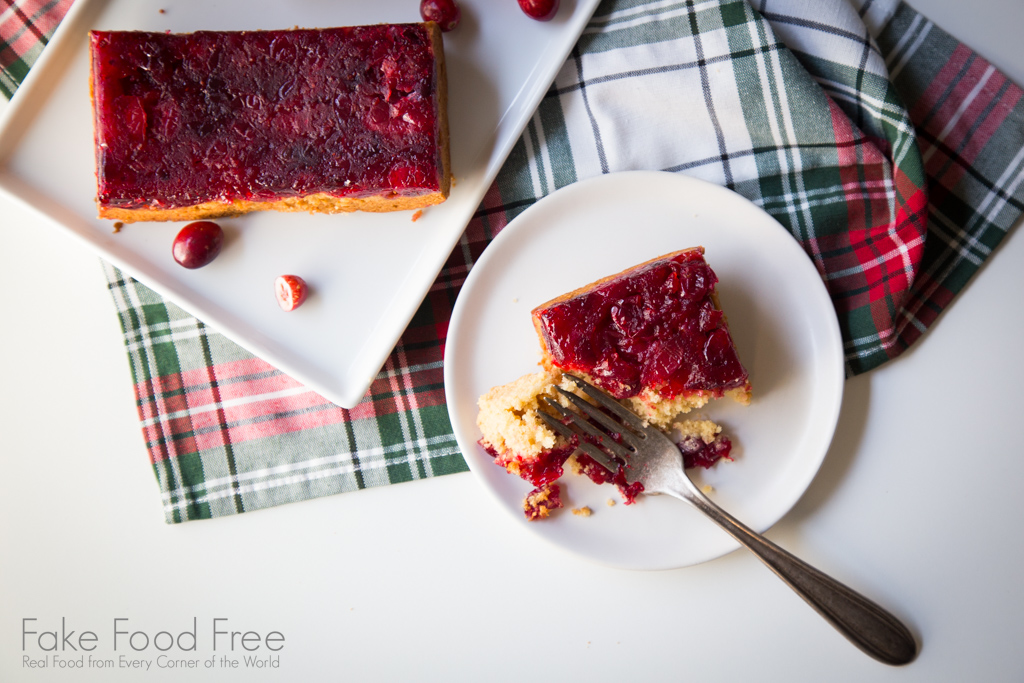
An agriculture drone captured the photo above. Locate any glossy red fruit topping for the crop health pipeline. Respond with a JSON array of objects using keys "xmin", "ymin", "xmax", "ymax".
[
  {"xmin": 518, "ymin": 0, "xmax": 560, "ymax": 21},
  {"xmin": 90, "ymin": 26, "xmax": 443, "ymax": 211},
  {"xmin": 678, "ymin": 434, "xmax": 733, "ymax": 470},
  {"xmin": 481, "ymin": 439, "xmax": 575, "ymax": 487},
  {"xmin": 523, "ymin": 482, "xmax": 562, "ymax": 520},
  {"xmin": 171, "ymin": 221, "xmax": 223, "ymax": 269},
  {"xmin": 420, "ymin": 0, "xmax": 461, "ymax": 31},
  {"xmin": 275, "ymin": 275, "xmax": 308, "ymax": 311},
  {"xmin": 533, "ymin": 250, "xmax": 749, "ymax": 401}
]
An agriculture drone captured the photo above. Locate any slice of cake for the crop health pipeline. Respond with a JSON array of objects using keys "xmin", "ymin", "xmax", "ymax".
[
  {"xmin": 477, "ymin": 247, "xmax": 749, "ymax": 519},
  {"xmin": 531, "ymin": 247, "xmax": 750, "ymax": 426},
  {"xmin": 89, "ymin": 23, "xmax": 450, "ymax": 222}
]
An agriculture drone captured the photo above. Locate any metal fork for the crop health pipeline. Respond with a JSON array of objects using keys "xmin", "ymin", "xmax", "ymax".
[{"xmin": 536, "ymin": 374, "xmax": 918, "ymax": 666}]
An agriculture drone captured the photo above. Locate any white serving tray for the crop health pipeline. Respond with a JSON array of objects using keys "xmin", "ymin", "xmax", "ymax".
[{"xmin": 0, "ymin": 0, "xmax": 600, "ymax": 408}]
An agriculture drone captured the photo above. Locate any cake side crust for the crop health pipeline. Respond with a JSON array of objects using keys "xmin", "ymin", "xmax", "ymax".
[{"xmin": 97, "ymin": 190, "xmax": 449, "ymax": 223}]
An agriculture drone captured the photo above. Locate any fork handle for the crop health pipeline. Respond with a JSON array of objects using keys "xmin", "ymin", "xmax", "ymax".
[{"xmin": 672, "ymin": 485, "xmax": 918, "ymax": 666}]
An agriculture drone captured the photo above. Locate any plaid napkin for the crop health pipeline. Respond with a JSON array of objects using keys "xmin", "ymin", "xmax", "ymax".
[
  {"xmin": 5, "ymin": 0, "xmax": 1023, "ymax": 522},
  {"xmin": 0, "ymin": 0, "xmax": 72, "ymax": 98}
]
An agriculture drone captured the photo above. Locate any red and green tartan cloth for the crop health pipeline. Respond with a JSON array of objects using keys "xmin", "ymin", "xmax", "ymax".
[{"xmin": 4, "ymin": 0, "xmax": 1023, "ymax": 522}]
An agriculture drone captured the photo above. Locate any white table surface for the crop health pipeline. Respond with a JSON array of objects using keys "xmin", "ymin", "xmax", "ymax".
[{"xmin": 1, "ymin": 1, "xmax": 1022, "ymax": 681}]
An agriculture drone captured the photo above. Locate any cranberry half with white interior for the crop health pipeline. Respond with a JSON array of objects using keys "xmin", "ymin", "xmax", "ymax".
[{"xmin": 275, "ymin": 275, "xmax": 309, "ymax": 311}]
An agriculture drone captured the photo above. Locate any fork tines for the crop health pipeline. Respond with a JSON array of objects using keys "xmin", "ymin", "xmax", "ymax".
[
  {"xmin": 535, "ymin": 374, "xmax": 652, "ymax": 474},
  {"xmin": 536, "ymin": 402, "xmax": 621, "ymax": 474},
  {"xmin": 562, "ymin": 374, "xmax": 648, "ymax": 431}
]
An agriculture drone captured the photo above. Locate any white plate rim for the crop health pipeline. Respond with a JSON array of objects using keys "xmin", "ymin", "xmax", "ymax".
[{"xmin": 444, "ymin": 170, "xmax": 845, "ymax": 571}]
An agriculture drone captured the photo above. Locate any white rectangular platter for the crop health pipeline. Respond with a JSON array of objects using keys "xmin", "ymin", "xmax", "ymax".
[{"xmin": 0, "ymin": 0, "xmax": 600, "ymax": 408}]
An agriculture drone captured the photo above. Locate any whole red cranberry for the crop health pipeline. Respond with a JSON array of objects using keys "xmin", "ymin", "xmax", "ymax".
[
  {"xmin": 420, "ymin": 0, "xmax": 461, "ymax": 32},
  {"xmin": 172, "ymin": 221, "xmax": 223, "ymax": 269},
  {"xmin": 518, "ymin": 0, "xmax": 559, "ymax": 21}
]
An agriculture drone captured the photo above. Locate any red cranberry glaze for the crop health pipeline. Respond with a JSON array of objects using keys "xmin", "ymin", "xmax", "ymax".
[
  {"xmin": 89, "ymin": 25, "xmax": 444, "ymax": 210},
  {"xmin": 678, "ymin": 434, "xmax": 733, "ymax": 470},
  {"xmin": 533, "ymin": 251, "xmax": 748, "ymax": 400},
  {"xmin": 574, "ymin": 453, "xmax": 644, "ymax": 504},
  {"xmin": 524, "ymin": 483, "xmax": 562, "ymax": 521},
  {"xmin": 481, "ymin": 439, "xmax": 574, "ymax": 487}
]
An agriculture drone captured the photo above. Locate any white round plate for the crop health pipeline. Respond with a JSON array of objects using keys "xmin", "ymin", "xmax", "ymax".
[{"xmin": 444, "ymin": 171, "xmax": 844, "ymax": 571}]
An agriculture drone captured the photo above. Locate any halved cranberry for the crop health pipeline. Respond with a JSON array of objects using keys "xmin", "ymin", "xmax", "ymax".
[
  {"xmin": 172, "ymin": 221, "xmax": 223, "ymax": 269},
  {"xmin": 275, "ymin": 275, "xmax": 309, "ymax": 311}
]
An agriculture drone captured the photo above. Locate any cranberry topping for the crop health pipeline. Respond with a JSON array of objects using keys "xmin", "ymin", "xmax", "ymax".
[
  {"xmin": 533, "ymin": 251, "xmax": 748, "ymax": 400},
  {"xmin": 574, "ymin": 453, "xmax": 644, "ymax": 504},
  {"xmin": 524, "ymin": 483, "xmax": 562, "ymax": 521},
  {"xmin": 89, "ymin": 25, "xmax": 443, "ymax": 210},
  {"xmin": 679, "ymin": 434, "xmax": 733, "ymax": 470},
  {"xmin": 480, "ymin": 439, "xmax": 575, "ymax": 487}
]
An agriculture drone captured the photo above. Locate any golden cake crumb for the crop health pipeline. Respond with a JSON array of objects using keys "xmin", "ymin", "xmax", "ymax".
[
  {"xmin": 572, "ymin": 506, "xmax": 592, "ymax": 517},
  {"xmin": 476, "ymin": 369, "xmax": 586, "ymax": 464},
  {"xmin": 625, "ymin": 386, "xmax": 711, "ymax": 427},
  {"xmin": 411, "ymin": 209, "xmax": 424, "ymax": 222},
  {"xmin": 606, "ymin": 499, "xmax": 616, "ymax": 507},
  {"xmin": 672, "ymin": 418, "xmax": 722, "ymax": 444}
]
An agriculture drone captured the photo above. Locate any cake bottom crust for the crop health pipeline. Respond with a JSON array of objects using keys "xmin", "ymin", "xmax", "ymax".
[{"xmin": 98, "ymin": 189, "xmax": 449, "ymax": 223}]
